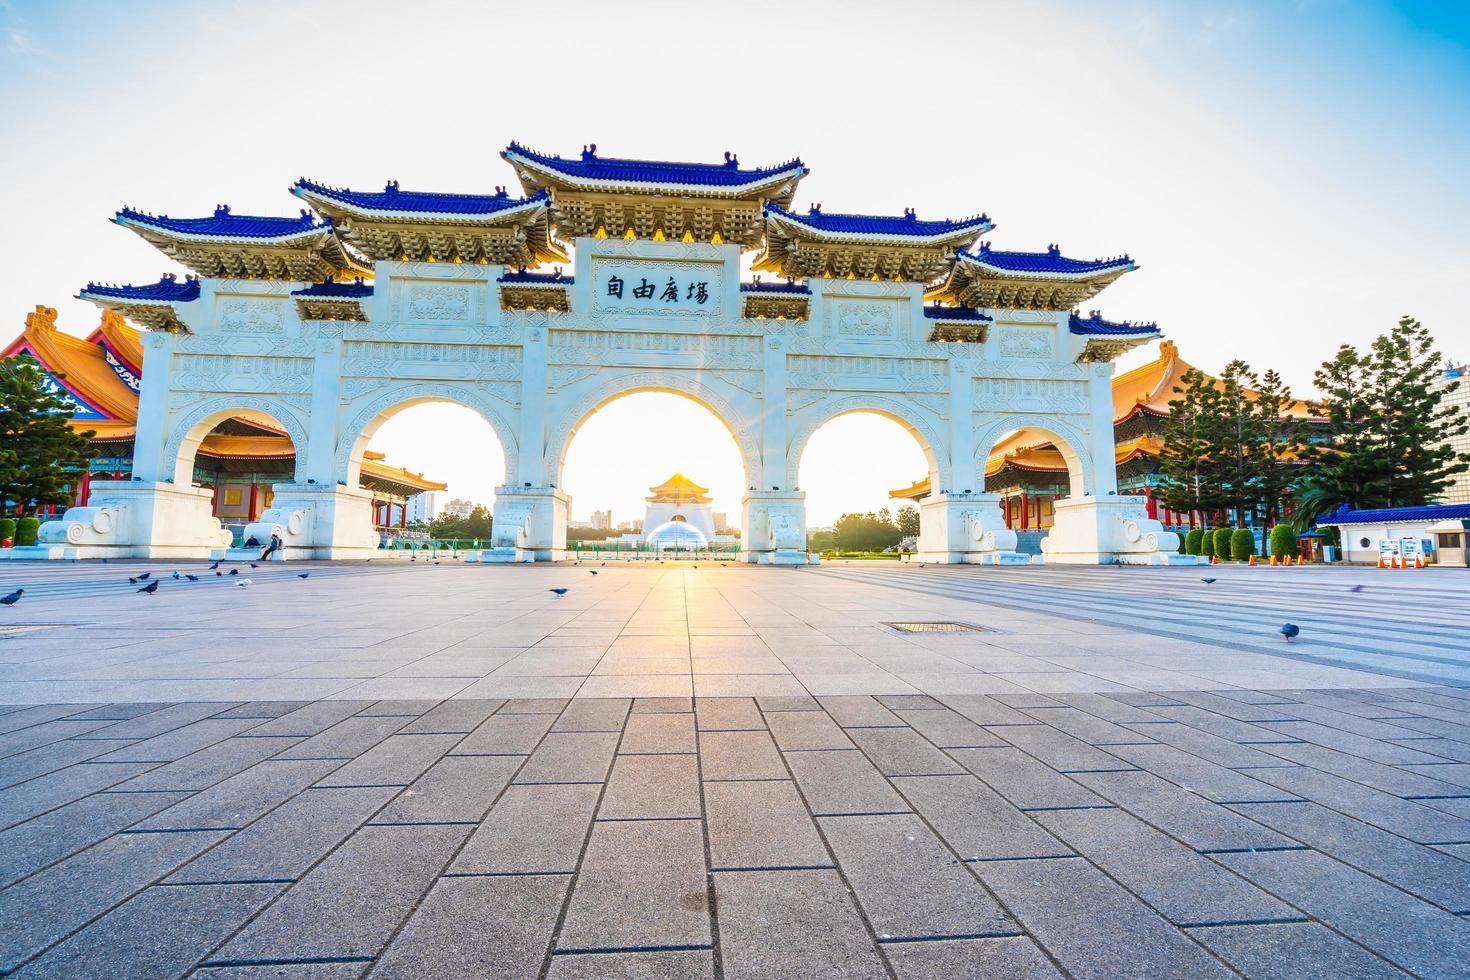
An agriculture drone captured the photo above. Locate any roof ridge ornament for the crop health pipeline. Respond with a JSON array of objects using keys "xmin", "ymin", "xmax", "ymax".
[
  {"xmin": 384, "ymin": 180, "xmax": 400, "ymax": 194},
  {"xmin": 581, "ymin": 143, "xmax": 598, "ymax": 162},
  {"xmin": 214, "ymin": 205, "xmax": 230, "ymax": 218},
  {"xmin": 723, "ymin": 151, "xmax": 739, "ymax": 168}
]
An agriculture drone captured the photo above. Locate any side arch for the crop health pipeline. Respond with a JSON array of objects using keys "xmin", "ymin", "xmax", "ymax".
[
  {"xmin": 545, "ymin": 371, "xmax": 761, "ymax": 490},
  {"xmin": 333, "ymin": 381, "xmax": 520, "ymax": 487},
  {"xmin": 786, "ymin": 395, "xmax": 948, "ymax": 491},
  {"xmin": 162, "ymin": 395, "xmax": 310, "ymax": 486},
  {"xmin": 972, "ymin": 414, "xmax": 1094, "ymax": 497}
]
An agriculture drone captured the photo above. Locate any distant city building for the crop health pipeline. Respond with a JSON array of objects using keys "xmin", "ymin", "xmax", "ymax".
[
  {"xmin": 711, "ymin": 511, "xmax": 729, "ymax": 533},
  {"xmin": 442, "ymin": 497, "xmax": 478, "ymax": 519},
  {"xmin": 1434, "ymin": 363, "xmax": 1470, "ymax": 505},
  {"xmin": 618, "ymin": 519, "xmax": 643, "ymax": 533},
  {"xmin": 405, "ymin": 491, "xmax": 438, "ymax": 524},
  {"xmin": 567, "ymin": 520, "xmax": 593, "ymax": 530},
  {"xmin": 591, "ymin": 509, "xmax": 613, "ymax": 530}
]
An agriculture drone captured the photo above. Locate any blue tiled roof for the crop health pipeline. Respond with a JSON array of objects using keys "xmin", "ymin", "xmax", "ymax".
[
  {"xmin": 962, "ymin": 243, "xmax": 1134, "ymax": 275},
  {"xmin": 291, "ymin": 278, "xmax": 373, "ymax": 298},
  {"xmin": 1069, "ymin": 311, "xmax": 1157, "ymax": 335},
  {"xmin": 505, "ymin": 142, "xmax": 806, "ymax": 188},
  {"xmin": 740, "ymin": 280, "xmax": 810, "ymax": 294},
  {"xmin": 117, "ymin": 205, "xmax": 327, "ymax": 238},
  {"xmin": 1319, "ymin": 503, "xmax": 1470, "ymax": 526},
  {"xmin": 294, "ymin": 178, "xmax": 549, "ymax": 216},
  {"xmin": 767, "ymin": 204, "xmax": 991, "ymax": 238},
  {"xmin": 80, "ymin": 274, "xmax": 200, "ymax": 302},
  {"xmin": 497, "ymin": 269, "xmax": 573, "ymax": 285},
  {"xmin": 924, "ymin": 305, "xmax": 992, "ymax": 321}
]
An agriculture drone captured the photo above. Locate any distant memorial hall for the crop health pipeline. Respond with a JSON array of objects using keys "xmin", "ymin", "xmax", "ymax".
[{"xmin": 34, "ymin": 142, "xmax": 1177, "ymax": 564}]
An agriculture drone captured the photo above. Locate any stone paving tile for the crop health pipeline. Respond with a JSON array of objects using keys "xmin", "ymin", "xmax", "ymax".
[
  {"xmin": 786, "ymin": 749, "xmax": 911, "ymax": 816},
  {"xmin": 1263, "ymin": 719, "xmax": 1452, "ymax": 765},
  {"xmin": 452, "ymin": 710, "xmax": 556, "ymax": 754},
  {"xmin": 1103, "ymin": 742, "xmax": 1301, "ymax": 803},
  {"xmin": 0, "ymin": 789, "xmax": 189, "ymax": 887},
  {"xmin": 847, "ymin": 726, "xmax": 965, "ymax": 776},
  {"xmin": 214, "ymin": 701, "xmax": 312, "ymax": 719},
  {"xmin": 1214, "ymin": 848, "xmax": 1470, "ymax": 976},
  {"xmin": 764, "ymin": 709, "xmax": 853, "ymax": 750},
  {"xmin": 495, "ymin": 696, "xmax": 571, "ymax": 714},
  {"xmin": 819, "ymin": 813, "xmax": 1012, "ymax": 940},
  {"xmin": 618, "ymin": 712, "xmax": 697, "ymax": 754},
  {"xmin": 372, "ymin": 873, "xmax": 569, "ymax": 978},
  {"xmin": 1056, "ymin": 692, "xmax": 1169, "ymax": 723},
  {"xmin": 77, "ymin": 702, "xmax": 232, "ymax": 740},
  {"xmin": 938, "ymin": 696, "xmax": 1043, "ymax": 726},
  {"xmin": 1069, "ymin": 769, "xmax": 1297, "ymax": 852},
  {"xmin": 0, "ymin": 828, "xmax": 228, "ymax": 973},
  {"xmin": 373, "ymin": 754, "xmax": 521, "ymax": 824},
  {"xmin": 891, "ymin": 774, "xmax": 1072, "ymax": 861},
  {"xmin": 705, "ymin": 779, "xmax": 831, "ymax": 870},
  {"xmin": 894, "ymin": 707, "xmax": 1007, "ymax": 747},
  {"xmin": 818, "ymin": 695, "xmax": 904, "ymax": 728},
  {"xmin": 14, "ymin": 881, "xmax": 283, "ymax": 979},
  {"xmin": 548, "ymin": 948, "xmax": 716, "ymax": 978},
  {"xmin": 210, "ymin": 823, "xmax": 467, "ymax": 964},
  {"xmin": 1188, "ymin": 921, "xmax": 1411, "ymax": 979},
  {"xmin": 554, "ymin": 697, "xmax": 631, "ymax": 732},
  {"xmin": 713, "ymin": 869, "xmax": 888, "ymax": 980},
  {"xmin": 698, "ymin": 729, "xmax": 786, "ymax": 780},
  {"xmin": 240, "ymin": 700, "xmax": 369, "ymax": 738},
  {"xmin": 986, "ymin": 723, "xmax": 1132, "ymax": 772},
  {"xmin": 976, "ymin": 856, "xmax": 1236, "ymax": 978},
  {"xmin": 694, "ymin": 697, "xmax": 765, "ymax": 731},
  {"xmin": 0, "ymin": 760, "xmax": 160, "ymax": 830},
  {"xmin": 314, "ymin": 733, "xmax": 459, "ymax": 788},
  {"xmin": 883, "ymin": 935, "xmax": 1064, "ymax": 979},
  {"xmin": 599, "ymin": 754, "xmax": 700, "ymax": 820},
  {"xmin": 515, "ymin": 731, "xmax": 620, "ymax": 784},
  {"xmin": 0, "ymin": 737, "xmax": 140, "ymax": 789},
  {"xmin": 557, "ymin": 818, "xmax": 710, "ymax": 952},
  {"xmin": 169, "ymin": 785, "xmax": 399, "ymax": 884},
  {"xmin": 1032, "ymin": 807, "xmax": 1299, "ymax": 926},
  {"xmin": 398, "ymin": 698, "xmax": 504, "ymax": 734},
  {"xmin": 134, "ymin": 758, "xmax": 341, "ymax": 832},
  {"xmin": 1254, "ymin": 739, "xmax": 1467, "ymax": 797},
  {"xmin": 947, "ymin": 747, "xmax": 1107, "ymax": 810},
  {"xmin": 357, "ymin": 698, "xmax": 440, "ymax": 716},
  {"xmin": 111, "ymin": 735, "xmax": 301, "ymax": 792},
  {"xmin": 91, "ymin": 718, "xmax": 262, "ymax": 763},
  {"xmin": 451, "ymin": 783, "xmax": 601, "ymax": 874},
  {"xmin": 1148, "ymin": 704, "xmax": 1296, "ymax": 743},
  {"xmin": 275, "ymin": 715, "xmax": 412, "ymax": 761},
  {"xmin": 1244, "ymin": 765, "xmax": 1470, "ymax": 843}
]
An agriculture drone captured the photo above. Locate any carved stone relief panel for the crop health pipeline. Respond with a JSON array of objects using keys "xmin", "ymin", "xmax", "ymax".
[
  {"xmin": 215, "ymin": 297, "xmax": 287, "ymax": 336},
  {"xmin": 342, "ymin": 341, "xmax": 523, "ymax": 381},
  {"xmin": 974, "ymin": 378, "xmax": 1089, "ymax": 415},
  {"xmin": 787, "ymin": 354, "xmax": 948, "ymax": 393},
  {"xmin": 994, "ymin": 325, "xmax": 1056, "ymax": 360},
  {"xmin": 173, "ymin": 354, "xmax": 313, "ymax": 394},
  {"xmin": 387, "ymin": 279, "xmax": 489, "ymax": 326},
  {"xmin": 823, "ymin": 297, "xmax": 902, "ymax": 342}
]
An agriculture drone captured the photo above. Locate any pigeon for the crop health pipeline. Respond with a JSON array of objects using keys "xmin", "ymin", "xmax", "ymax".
[
  {"xmin": 549, "ymin": 588, "xmax": 569, "ymax": 597},
  {"xmin": 250, "ymin": 563, "xmax": 259, "ymax": 568},
  {"xmin": 215, "ymin": 571, "xmax": 223, "ymax": 577},
  {"xmin": 1280, "ymin": 623, "xmax": 1300, "ymax": 642},
  {"xmin": 185, "ymin": 574, "xmax": 199, "ymax": 582},
  {"xmin": 228, "ymin": 568, "xmax": 239, "ymax": 576},
  {"xmin": 236, "ymin": 578, "xmax": 252, "ymax": 588},
  {"xmin": 1201, "ymin": 577, "xmax": 1217, "ymax": 585},
  {"xmin": 589, "ymin": 570, "xmax": 598, "ymax": 575},
  {"xmin": 210, "ymin": 560, "xmax": 221, "ymax": 570},
  {"xmin": 137, "ymin": 572, "xmax": 151, "ymax": 580},
  {"xmin": 137, "ymin": 580, "xmax": 159, "ymax": 594},
  {"xmin": 171, "ymin": 571, "xmax": 180, "ymax": 580},
  {"xmin": 298, "ymin": 572, "xmax": 310, "ymax": 579},
  {"xmin": 0, "ymin": 589, "xmax": 22, "ymax": 606},
  {"xmin": 1349, "ymin": 584, "xmax": 1365, "ymax": 593},
  {"xmin": 129, "ymin": 577, "xmax": 139, "ymax": 585}
]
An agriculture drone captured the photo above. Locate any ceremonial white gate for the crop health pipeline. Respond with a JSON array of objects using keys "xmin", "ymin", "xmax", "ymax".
[{"xmin": 40, "ymin": 144, "xmax": 1181, "ymax": 564}]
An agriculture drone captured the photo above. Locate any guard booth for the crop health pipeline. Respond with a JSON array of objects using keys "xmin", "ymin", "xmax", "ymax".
[{"xmin": 1428, "ymin": 521, "xmax": 1468, "ymax": 567}]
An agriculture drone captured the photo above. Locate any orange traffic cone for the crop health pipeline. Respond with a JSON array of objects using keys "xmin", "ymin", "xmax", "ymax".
[
  {"xmin": 1249, "ymin": 554, "xmax": 1256, "ymax": 566},
  {"xmin": 1416, "ymin": 554, "xmax": 1425, "ymax": 569}
]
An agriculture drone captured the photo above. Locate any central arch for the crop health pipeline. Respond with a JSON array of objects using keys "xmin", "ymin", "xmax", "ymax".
[
  {"xmin": 786, "ymin": 395, "xmax": 949, "ymax": 492},
  {"xmin": 163, "ymin": 395, "xmax": 310, "ymax": 487},
  {"xmin": 334, "ymin": 382, "xmax": 520, "ymax": 489},
  {"xmin": 546, "ymin": 372, "xmax": 761, "ymax": 491},
  {"xmin": 973, "ymin": 414, "xmax": 1094, "ymax": 498}
]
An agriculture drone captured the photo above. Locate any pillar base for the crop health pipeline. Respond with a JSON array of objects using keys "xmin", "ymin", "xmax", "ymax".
[
  {"xmin": 740, "ymin": 491, "xmax": 807, "ymax": 564},
  {"xmin": 33, "ymin": 481, "xmax": 232, "ymax": 559},
  {"xmin": 242, "ymin": 483, "xmax": 379, "ymax": 560},
  {"xmin": 917, "ymin": 492, "xmax": 1021, "ymax": 564},
  {"xmin": 1040, "ymin": 496, "xmax": 1182, "ymax": 565},
  {"xmin": 492, "ymin": 486, "xmax": 568, "ymax": 562}
]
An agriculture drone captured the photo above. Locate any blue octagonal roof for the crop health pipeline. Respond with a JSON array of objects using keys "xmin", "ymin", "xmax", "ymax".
[
  {"xmin": 962, "ymin": 243, "xmax": 1134, "ymax": 275},
  {"xmin": 505, "ymin": 142, "xmax": 806, "ymax": 188},
  {"xmin": 116, "ymin": 205, "xmax": 327, "ymax": 239},
  {"xmin": 294, "ymin": 178, "xmax": 549, "ymax": 216},
  {"xmin": 80, "ymin": 274, "xmax": 200, "ymax": 302},
  {"xmin": 767, "ymin": 203, "xmax": 991, "ymax": 239}
]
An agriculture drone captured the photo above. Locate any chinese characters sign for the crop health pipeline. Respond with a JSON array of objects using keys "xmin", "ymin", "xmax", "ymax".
[{"xmin": 592, "ymin": 261, "xmax": 723, "ymax": 317}]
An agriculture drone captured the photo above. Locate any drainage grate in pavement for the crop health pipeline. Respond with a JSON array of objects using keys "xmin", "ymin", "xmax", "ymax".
[{"xmin": 883, "ymin": 621, "xmax": 990, "ymax": 634}]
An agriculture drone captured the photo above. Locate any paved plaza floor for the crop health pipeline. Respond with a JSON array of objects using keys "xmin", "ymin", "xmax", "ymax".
[{"xmin": 0, "ymin": 560, "xmax": 1467, "ymax": 976}]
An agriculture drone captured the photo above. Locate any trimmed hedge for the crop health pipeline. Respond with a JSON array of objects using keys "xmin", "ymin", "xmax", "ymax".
[
  {"xmin": 1270, "ymin": 524, "xmax": 1297, "ymax": 560},
  {"xmin": 1212, "ymin": 527, "xmax": 1233, "ymax": 561},
  {"xmin": 1184, "ymin": 528, "xmax": 1206, "ymax": 555},
  {"xmin": 1230, "ymin": 528, "xmax": 1255, "ymax": 561},
  {"xmin": 0, "ymin": 518, "xmax": 14, "ymax": 546},
  {"xmin": 15, "ymin": 517, "xmax": 40, "ymax": 547}
]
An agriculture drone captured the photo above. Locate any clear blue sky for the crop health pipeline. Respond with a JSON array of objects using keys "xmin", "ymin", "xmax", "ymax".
[{"xmin": 2, "ymin": 1, "xmax": 1466, "ymax": 523}]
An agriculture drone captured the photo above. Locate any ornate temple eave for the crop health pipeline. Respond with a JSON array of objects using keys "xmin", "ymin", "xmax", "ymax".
[
  {"xmin": 927, "ymin": 247, "xmax": 1136, "ymax": 311},
  {"xmin": 78, "ymin": 293, "xmax": 189, "ymax": 333},
  {"xmin": 503, "ymin": 144, "xmax": 807, "ymax": 203},
  {"xmin": 115, "ymin": 215, "xmax": 371, "ymax": 282}
]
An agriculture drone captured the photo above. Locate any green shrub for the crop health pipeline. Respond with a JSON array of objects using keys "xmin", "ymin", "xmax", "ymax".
[
  {"xmin": 1184, "ymin": 528, "xmax": 1205, "ymax": 555},
  {"xmin": 0, "ymin": 518, "xmax": 14, "ymax": 546},
  {"xmin": 1270, "ymin": 524, "xmax": 1297, "ymax": 560},
  {"xmin": 1231, "ymin": 528, "xmax": 1255, "ymax": 561},
  {"xmin": 16, "ymin": 517, "xmax": 40, "ymax": 546},
  {"xmin": 1212, "ymin": 527, "xmax": 1233, "ymax": 560}
]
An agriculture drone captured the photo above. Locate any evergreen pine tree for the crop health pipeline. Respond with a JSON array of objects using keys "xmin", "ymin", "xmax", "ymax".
[
  {"xmin": 0, "ymin": 356, "xmax": 97, "ymax": 518},
  {"xmin": 1302, "ymin": 344, "xmax": 1392, "ymax": 516},
  {"xmin": 1251, "ymin": 368, "xmax": 1300, "ymax": 528},
  {"xmin": 1157, "ymin": 368, "xmax": 1219, "ymax": 525},
  {"xmin": 1370, "ymin": 317, "xmax": 1468, "ymax": 505},
  {"xmin": 1213, "ymin": 360, "xmax": 1265, "ymax": 525}
]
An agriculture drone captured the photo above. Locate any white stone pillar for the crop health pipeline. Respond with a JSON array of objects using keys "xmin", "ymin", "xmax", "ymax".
[
  {"xmin": 300, "ymin": 331, "xmax": 343, "ymax": 482},
  {"xmin": 948, "ymin": 357, "xmax": 975, "ymax": 494},
  {"xmin": 761, "ymin": 336, "xmax": 788, "ymax": 491},
  {"xmin": 518, "ymin": 324, "xmax": 549, "ymax": 487},
  {"xmin": 1087, "ymin": 362, "xmax": 1118, "ymax": 496},
  {"xmin": 130, "ymin": 331, "xmax": 177, "ymax": 482}
]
